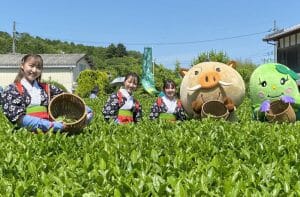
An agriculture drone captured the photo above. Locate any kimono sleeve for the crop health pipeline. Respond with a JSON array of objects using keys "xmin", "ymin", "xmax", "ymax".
[
  {"xmin": 149, "ymin": 102, "xmax": 160, "ymax": 120},
  {"xmin": 102, "ymin": 93, "xmax": 119, "ymax": 121},
  {"xmin": 1, "ymin": 84, "xmax": 27, "ymax": 123}
]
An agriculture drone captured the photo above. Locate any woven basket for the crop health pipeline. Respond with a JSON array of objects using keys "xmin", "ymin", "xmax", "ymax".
[
  {"xmin": 49, "ymin": 93, "xmax": 87, "ymax": 133},
  {"xmin": 265, "ymin": 100, "xmax": 296, "ymax": 123},
  {"xmin": 201, "ymin": 100, "xmax": 229, "ymax": 120}
]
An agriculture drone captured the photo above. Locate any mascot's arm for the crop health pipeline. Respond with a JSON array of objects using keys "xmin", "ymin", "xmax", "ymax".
[
  {"xmin": 192, "ymin": 100, "xmax": 203, "ymax": 114},
  {"xmin": 224, "ymin": 97, "xmax": 235, "ymax": 112}
]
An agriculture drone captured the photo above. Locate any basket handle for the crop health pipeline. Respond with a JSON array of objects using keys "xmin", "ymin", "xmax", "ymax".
[{"xmin": 266, "ymin": 112, "xmax": 277, "ymax": 122}]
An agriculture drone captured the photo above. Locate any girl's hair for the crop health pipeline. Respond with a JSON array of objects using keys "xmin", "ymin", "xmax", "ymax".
[
  {"xmin": 163, "ymin": 79, "xmax": 176, "ymax": 90},
  {"xmin": 14, "ymin": 54, "xmax": 43, "ymax": 83},
  {"xmin": 124, "ymin": 72, "xmax": 139, "ymax": 84}
]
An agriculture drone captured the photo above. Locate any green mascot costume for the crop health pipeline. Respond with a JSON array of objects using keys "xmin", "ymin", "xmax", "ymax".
[{"xmin": 249, "ymin": 63, "xmax": 300, "ymax": 121}]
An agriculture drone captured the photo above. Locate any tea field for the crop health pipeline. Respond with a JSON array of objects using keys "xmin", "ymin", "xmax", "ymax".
[{"xmin": 1, "ymin": 95, "xmax": 300, "ymax": 196}]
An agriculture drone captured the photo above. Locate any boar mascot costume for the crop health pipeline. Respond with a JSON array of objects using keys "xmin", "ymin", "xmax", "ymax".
[{"xmin": 180, "ymin": 61, "xmax": 245, "ymax": 120}]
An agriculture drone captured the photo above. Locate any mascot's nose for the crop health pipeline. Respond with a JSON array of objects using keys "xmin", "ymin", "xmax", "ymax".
[
  {"xmin": 272, "ymin": 85, "xmax": 276, "ymax": 90},
  {"xmin": 198, "ymin": 71, "xmax": 221, "ymax": 89}
]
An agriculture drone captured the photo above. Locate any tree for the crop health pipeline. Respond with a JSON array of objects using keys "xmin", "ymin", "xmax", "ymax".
[
  {"xmin": 105, "ymin": 44, "xmax": 117, "ymax": 58},
  {"xmin": 174, "ymin": 60, "xmax": 181, "ymax": 78},
  {"xmin": 0, "ymin": 31, "xmax": 12, "ymax": 53},
  {"xmin": 153, "ymin": 64, "xmax": 181, "ymax": 92},
  {"xmin": 192, "ymin": 50, "xmax": 229, "ymax": 65},
  {"xmin": 115, "ymin": 43, "xmax": 127, "ymax": 57}
]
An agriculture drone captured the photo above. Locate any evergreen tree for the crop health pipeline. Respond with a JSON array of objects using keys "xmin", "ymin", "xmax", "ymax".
[{"xmin": 115, "ymin": 43, "xmax": 127, "ymax": 57}]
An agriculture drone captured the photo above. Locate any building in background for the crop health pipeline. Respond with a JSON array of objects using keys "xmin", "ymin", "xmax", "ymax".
[
  {"xmin": 0, "ymin": 54, "xmax": 93, "ymax": 92},
  {"xmin": 263, "ymin": 24, "xmax": 300, "ymax": 72}
]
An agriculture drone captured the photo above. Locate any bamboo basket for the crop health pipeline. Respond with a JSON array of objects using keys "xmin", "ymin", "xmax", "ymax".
[
  {"xmin": 49, "ymin": 93, "xmax": 87, "ymax": 133},
  {"xmin": 201, "ymin": 100, "xmax": 229, "ymax": 120},
  {"xmin": 265, "ymin": 100, "xmax": 296, "ymax": 123}
]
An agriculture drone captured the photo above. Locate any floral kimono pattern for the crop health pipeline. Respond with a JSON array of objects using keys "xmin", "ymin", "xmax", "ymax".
[
  {"xmin": 102, "ymin": 91, "xmax": 142, "ymax": 123},
  {"xmin": 1, "ymin": 83, "xmax": 63, "ymax": 123},
  {"xmin": 149, "ymin": 97, "xmax": 186, "ymax": 121}
]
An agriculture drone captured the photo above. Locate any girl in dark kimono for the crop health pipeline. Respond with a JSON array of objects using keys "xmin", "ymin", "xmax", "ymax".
[
  {"xmin": 102, "ymin": 72, "xmax": 142, "ymax": 124},
  {"xmin": 149, "ymin": 79, "xmax": 186, "ymax": 121},
  {"xmin": 1, "ymin": 54, "xmax": 93, "ymax": 132}
]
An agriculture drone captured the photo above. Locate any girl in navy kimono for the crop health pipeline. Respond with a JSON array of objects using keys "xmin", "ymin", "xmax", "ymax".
[
  {"xmin": 1, "ymin": 54, "xmax": 93, "ymax": 132},
  {"xmin": 102, "ymin": 72, "xmax": 142, "ymax": 124},
  {"xmin": 149, "ymin": 79, "xmax": 186, "ymax": 121}
]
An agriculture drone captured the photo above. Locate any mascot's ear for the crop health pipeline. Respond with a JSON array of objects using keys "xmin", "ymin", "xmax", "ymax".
[
  {"xmin": 227, "ymin": 60, "xmax": 237, "ymax": 69},
  {"xmin": 179, "ymin": 68, "xmax": 189, "ymax": 77}
]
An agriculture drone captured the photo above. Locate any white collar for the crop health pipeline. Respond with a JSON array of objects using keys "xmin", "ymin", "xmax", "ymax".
[
  {"xmin": 119, "ymin": 88, "xmax": 131, "ymax": 99},
  {"xmin": 21, "ymin": 78, "xmax": 40, "ymax": 90},
  {"xmin": 119, "ymin": 88, "xmax": 134, "ymax": 110},
  {"xmin": 162, "ymin": 95, "xmax": 177, "ymax": 113},
  {"xmin": 162, "ymin": 95, "xmax": 176, "ymax": 103},
  {"xmin": 21, "ymin": 78, "xmax": 42, "ymax": 106}
]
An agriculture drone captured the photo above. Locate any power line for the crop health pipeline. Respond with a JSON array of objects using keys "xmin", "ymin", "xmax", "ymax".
[
  {"xmin": 30, "ymin": 30, "xmax": 271, "ymax": 46},
  {"xmin": 122, "ymin": 30, "xmax": 271, "ymax": 46}
]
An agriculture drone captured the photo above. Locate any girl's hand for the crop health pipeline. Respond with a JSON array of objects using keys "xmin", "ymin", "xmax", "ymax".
[{"xmin": 52, "ymin": 121, "xmax": 64, "ymax": 131}]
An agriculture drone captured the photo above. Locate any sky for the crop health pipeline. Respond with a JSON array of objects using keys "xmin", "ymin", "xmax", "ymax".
[{"xmin": 1, "ymin": 0, "xmax": 300, "ymax": 69}]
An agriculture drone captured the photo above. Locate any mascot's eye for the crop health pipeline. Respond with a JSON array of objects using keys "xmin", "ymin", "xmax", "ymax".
[
  {"xmin": 216, "ymin": 67, "xmax": 221, "ymax": 72},
  {"xmin": 260, "ymin": 81, "xmax": 267, "ymax": 87},
  {"xmin": 194, "ymin": 71, "xmax": 199, "ymax": 75},
  {"xmin": 280, "ymin": 77, "xmax": 288, "ymax": 85}
]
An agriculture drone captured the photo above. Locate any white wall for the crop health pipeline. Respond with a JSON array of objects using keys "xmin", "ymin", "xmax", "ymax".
[
  {"xmin": 0, "ymin": 68, "xmax": 19, "ymax": 87},
  {"xmin": 0, "ymin": 60, "xmax": 90, "ymax": 92},
  {"xmin": 42, "ymin": 68, "xmax": 73, "ymax": 92},
  {"xmin": 74, "ymin": 59, "xmax": 89, "ymax": 80},
  {"xmin": 0, "ymin": 67, "xmax": 73, "ymax": 92}
]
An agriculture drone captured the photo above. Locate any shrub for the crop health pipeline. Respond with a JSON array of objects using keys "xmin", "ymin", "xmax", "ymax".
[
  {"xmin": 42, "ymin": 79, "xmax": 68, "ymax": 92},
  {"xmin": 236, "ymin": 61, "xmax": 256, "ymax": 96},
  {"xmin": 76, "ymin": 70, "xmax": 108, "ymax": 97}
]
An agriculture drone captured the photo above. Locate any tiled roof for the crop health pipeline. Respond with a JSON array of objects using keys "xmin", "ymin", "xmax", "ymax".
[
  {"xmin": 263, "ymin": 24, "xmax": 300, "ymax": 41},
  {"xmin": 0, "ymin": 54, "xmax": 93, "ymax": 67}
]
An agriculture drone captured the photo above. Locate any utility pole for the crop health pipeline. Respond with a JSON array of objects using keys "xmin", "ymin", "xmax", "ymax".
[
  {"xmin": 12, "ymin": 21, "xmax": 16, "ymax": 54},
  {"xmin": 273, "ymin": 20, "xmax": 277, "ymax": 62},
  {"xmin": 152, "ymin": 58, "xmax": 155, "ymax": 76}
]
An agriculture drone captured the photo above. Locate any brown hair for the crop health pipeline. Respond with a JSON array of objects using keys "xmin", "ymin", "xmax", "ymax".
[
  {"xmin": 14, "ymin": 54, "xmax": 43, "ymax": 83},
  {"xmin": 124, "ymin": 72, "xmax": 139, "ymax": 85},
  {"xmin": 163, "ymin": 79, "xmax": 176, "ymax": 90}
]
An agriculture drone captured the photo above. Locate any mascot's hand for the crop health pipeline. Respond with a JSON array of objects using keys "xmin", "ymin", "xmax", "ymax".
[
  {"xmin": 260, "ymin": 100, "xmax": 270, "ymax": 112},
  {"xmin": 224, "ymin": 97, "xmax": 235, "ymax": 112},
  {"xmin": 281, "ymin": 95, "xmax": 295, "ymax": 104},
  {"xmin": 192, "ymin": 100, "xmax": 203, "ymax": 114}
]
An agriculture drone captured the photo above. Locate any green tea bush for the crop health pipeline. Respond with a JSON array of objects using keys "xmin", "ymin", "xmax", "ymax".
[{"xmin": 1, "ymin": 94, "xmax": 300, "ymax": 196}]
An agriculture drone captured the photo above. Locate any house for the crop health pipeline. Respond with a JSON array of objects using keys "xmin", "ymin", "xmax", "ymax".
[
  {"xmin": 263, "ymin": 24, "xmax": 300, "ymax": 72},
  {"xmin": 0, "ymin": 54, "xmax": 93, "ymax": 92}
]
